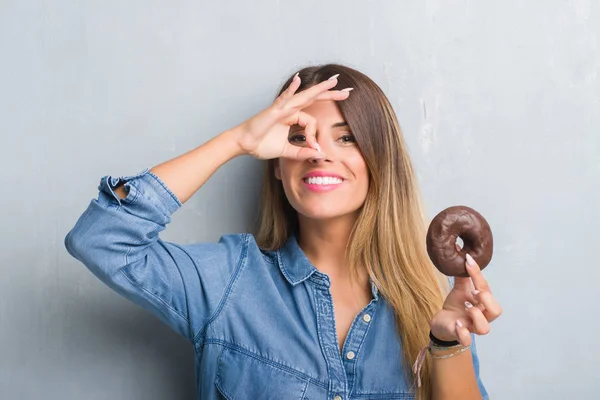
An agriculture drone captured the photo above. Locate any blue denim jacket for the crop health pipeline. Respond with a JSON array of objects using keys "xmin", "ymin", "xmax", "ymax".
[{"xmin": 64, "ymin": 168, "xmax": 488, "ymax": 400}]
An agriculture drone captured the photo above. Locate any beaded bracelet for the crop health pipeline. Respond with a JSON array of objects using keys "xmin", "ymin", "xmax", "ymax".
[{"xmin": 429, "ymin": 344, "xmax": 471, "ymax": 359}]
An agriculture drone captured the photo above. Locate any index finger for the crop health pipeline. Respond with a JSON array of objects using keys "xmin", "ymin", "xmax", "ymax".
[
  {"xmin": 285, "ymin": 75, "xmax": 340, "ymax": 110},
  {"xmin": 465, "ymin": 253, "xmax": 490, "ymax": 292}
]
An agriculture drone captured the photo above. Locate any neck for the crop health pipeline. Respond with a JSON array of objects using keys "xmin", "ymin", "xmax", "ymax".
[{"xmin": 297, "ymin": 213, "xmax": 361, "ymax": 280}]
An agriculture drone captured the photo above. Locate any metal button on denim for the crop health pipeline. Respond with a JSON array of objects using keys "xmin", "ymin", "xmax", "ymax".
[{"xmin": 363, "ymin": 314, "xmax": 371, "ymax": 322}]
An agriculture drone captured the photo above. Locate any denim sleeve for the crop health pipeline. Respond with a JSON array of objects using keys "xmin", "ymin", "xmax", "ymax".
[
  {"xmin": 64, "ymin": 168, "xmax": 246, "ymax": 343},
  {"xmin": 470, "ymin": 335, "xmax": 489, "ymax": 399}
]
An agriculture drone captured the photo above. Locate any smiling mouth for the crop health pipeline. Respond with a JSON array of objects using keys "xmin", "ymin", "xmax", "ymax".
[{"xmin": 302, "ymin": 176, "xmax": 344, "ymax": 185}]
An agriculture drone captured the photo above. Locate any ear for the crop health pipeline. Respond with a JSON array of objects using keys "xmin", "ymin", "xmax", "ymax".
[{"xmin": 274, "ymin": 159, "xmax": 282, "ymax": 180}]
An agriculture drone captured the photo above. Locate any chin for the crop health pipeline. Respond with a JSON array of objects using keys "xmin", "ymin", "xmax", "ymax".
[{"xmin": 293, "ymin": 201, "xmax": 361, "ymax": 222}]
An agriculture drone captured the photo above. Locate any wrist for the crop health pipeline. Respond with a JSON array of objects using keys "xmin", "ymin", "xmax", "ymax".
[
  {"xmin": 221, "ymin": 127, "xmax": 248, "ymax": 158},
  {"xmin": 428, "ymin": 343, "xmax": 471, "ymax": 361},
  {"xmin": 429, "ymin": 330, "xmax": 460, "ymax": 347}
]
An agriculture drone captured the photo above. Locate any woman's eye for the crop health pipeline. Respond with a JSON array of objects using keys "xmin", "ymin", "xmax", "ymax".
[
  {"xmin": 288, "ymin": 134, "xmax": 306, "ymax": 144},
  {"xmin": 339, "ymin": 134, "xmax": 356, "ymax": 143}
]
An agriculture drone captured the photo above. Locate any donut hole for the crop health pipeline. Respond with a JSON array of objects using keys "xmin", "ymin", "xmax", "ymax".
[
  {"xmin": 460, "ymin": 230, "xmax": 480, "ymax": 254},
  {"xmin": 455, "ymin": 236, "xmax": 464, "ymax": 251}
]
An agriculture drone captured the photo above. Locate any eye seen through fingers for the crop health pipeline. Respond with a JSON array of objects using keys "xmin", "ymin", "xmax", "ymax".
[
  {"xmin": 288, "ymin": 134, "xmax": 307, "ymax": 146},
  {"xmin": 288, "ymin": 132, "xmax": 356, "ymax": 147}
]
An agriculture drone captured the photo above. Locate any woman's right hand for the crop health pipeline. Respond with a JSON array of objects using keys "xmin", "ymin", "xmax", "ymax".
[{"xmin": 233, "ymin": 74, "xmax": 351, "ymax": 160}]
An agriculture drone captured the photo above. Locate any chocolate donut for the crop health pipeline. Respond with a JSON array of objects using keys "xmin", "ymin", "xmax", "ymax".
[{"xmin": 426, "ymin": 206, "xmax": 493, "ymax": 277}]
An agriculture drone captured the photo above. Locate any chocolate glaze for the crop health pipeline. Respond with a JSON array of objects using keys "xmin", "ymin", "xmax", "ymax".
[{"xmin": 426, "ymin": 206, "xmax": 493, "ymax": 277}]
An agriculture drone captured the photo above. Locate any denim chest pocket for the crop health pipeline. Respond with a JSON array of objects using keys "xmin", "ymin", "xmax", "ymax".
[{"xmin": 215, "ymin": 347, "xmax": 326, "ymax": 400}]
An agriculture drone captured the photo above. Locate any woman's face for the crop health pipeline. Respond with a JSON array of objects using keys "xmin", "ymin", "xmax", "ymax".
[{"xmin": 275, "ymin": 100, "xmax": 369, "ymax": 222}]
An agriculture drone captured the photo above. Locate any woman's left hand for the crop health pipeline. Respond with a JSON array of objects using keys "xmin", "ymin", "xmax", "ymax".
[{"xmin": 429, "ymin": 250, "xmax": 503, "ymax": 346}]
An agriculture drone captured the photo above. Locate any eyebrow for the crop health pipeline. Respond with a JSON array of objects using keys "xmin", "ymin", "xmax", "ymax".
[
  {"xmin": 331, "ymin": 122, "xmax": 348, "ymax": 128},
  {"xmin": 290, "ymin": 121, "xmax": 348, "ymax": 130}
]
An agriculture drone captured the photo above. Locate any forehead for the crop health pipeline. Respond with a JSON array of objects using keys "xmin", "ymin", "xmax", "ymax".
[{"xmin": 302, "ymin": 100, "xmax": 343, "ymax": 120}]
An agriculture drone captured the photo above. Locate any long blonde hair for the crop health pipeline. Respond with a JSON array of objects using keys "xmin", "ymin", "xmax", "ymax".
[{"xmin": 256, "ymin": 63, "xmax": 449, "ymax": 399}]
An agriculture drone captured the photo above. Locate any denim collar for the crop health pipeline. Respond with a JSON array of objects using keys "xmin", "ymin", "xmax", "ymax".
[
  {"xmin": 277, "ymin": 234, "xmax": 318, "ymax": 286},
  {"xmin": 276, "ymin": 234, "xmax": 379, "ymax": 300}
]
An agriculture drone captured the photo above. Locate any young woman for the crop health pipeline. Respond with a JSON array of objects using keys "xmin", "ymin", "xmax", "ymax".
[{"xmin": 65, "ymin": 63, "xmax": 501, "ymax": 399}]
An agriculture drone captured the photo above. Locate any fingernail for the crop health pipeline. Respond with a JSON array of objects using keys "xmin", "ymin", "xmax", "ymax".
[
  {"xmin": 465, "ymin": 301, "xmax": 473, "ymax": 310},
  {"xmin": 456, "ymin": 320, "xmax": 463, "ymax": 328},
  {"xmin": 328, "ymin": 74, "xmax": 340, "ymax": 81},
  {"xmin": 465, "ymin": 253, "xmax": 476, "ymax": 268},
  {"xmin": 340, "ymin": 87, "xmax": 354, "ymax": 92},
  {"xmin": 314, "ymin": 143, "xmax": 322, "ymax": 153},
  {"xmin": 293, "ymin": 72, "xmax": 300, "ymax": 80},
  {"xmin": 472, "ymin": 290, "xmax": 480, "ymax": 297}
]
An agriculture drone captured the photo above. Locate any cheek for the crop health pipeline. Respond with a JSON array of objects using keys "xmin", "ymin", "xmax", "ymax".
[
  {"xmin": 348, "ymin": 153, "xmax": 369, "ymax": 185},
  {"xmin": 277, "ymin": 160, "xmax": 300, "ymax": 186}
]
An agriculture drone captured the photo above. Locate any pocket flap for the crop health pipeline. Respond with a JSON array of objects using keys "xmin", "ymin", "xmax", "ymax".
[{"xmin": 215, "ymin": 347, "xmax": 309, "ymax": 400}]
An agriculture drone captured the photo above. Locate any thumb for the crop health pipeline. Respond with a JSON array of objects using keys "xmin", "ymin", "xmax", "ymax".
[{"xmin": 455, "ymin": 320, "xmax": 473, "ymax": 346}]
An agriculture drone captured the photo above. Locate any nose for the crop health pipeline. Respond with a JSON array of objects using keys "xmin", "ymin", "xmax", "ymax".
[
  {"xmin": 308, "ymin": 150, "xmax": 333, "ymax": 165},
  {"xmin": 307, "ymin": 138, "xmax": 334, "ymax": 164},
  {"xmin": 309, "ymin": 157, "xmax": 329, "ymax": 165}
]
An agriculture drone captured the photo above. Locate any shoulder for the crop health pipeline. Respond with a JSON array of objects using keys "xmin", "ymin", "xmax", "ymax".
[{"xmin": 183, "ymin": 233, "xmax": 275, "ymax": 265}]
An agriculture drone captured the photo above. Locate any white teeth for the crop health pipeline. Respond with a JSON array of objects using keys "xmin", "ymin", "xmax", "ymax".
[{"xmin": 305, "ymin": 176, "xmax": 343, "ymax": 185}]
